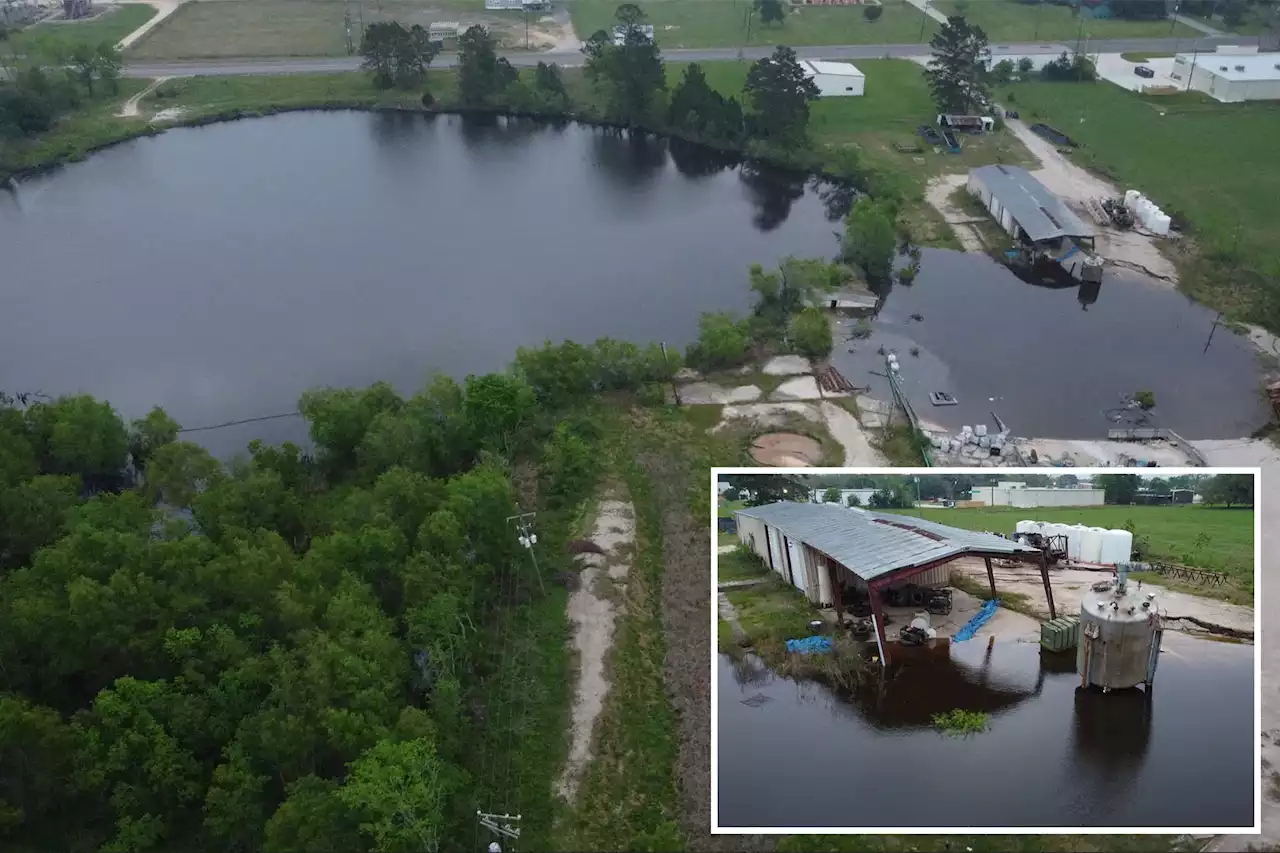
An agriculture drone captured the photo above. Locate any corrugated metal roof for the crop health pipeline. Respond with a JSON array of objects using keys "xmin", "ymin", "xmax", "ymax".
[
  {"xmin": 969, "ymin": 164, "xmax": 1094, "ymax": 242},
  {"xmin": 735, "ymin": 501, "xmax": 1041, "ymax": 582}
]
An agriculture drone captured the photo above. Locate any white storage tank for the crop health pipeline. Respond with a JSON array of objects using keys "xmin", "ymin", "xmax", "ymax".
[
  {"xmin": 1077, "ymin": 564, "xmax": 1162, "ymax": 690},
  {"xmin": 1080, "ymin": 527, "xmax": 1106, "ymax": 563},
  {"xmin": 1066, "ymin": 524, "xmax": 1087, "ymax": 561},
  {"xmin": 1124, "ymin": 189, "xmax": 1139, "ymax": 208},
  {"xmin": 1100, "ymin": 529, "xmax": 1134, "ymax": 565},
  {"xmin": 1150, "ymin": 213, "xmax": 1171, "ymax": 236},
  {"xmin": 1016, "ymin": 519, "xmax": 1036, "ymax": 534}
]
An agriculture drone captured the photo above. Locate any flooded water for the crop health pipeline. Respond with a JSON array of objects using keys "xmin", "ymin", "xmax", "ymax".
[
  {"xmin": 717, "ymin": 632, "xmax": 1255, "ymax": 829},
  {"xmin": 0, "ymin": 110, "xmax": 1265, "ymax": 454},
  {"xmin": 831, "ymin": 250, "xmax": 1268, "ymax": 440}
]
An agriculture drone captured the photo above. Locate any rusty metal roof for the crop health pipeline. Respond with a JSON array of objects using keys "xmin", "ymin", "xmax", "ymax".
[{"xmin": 735, "ymin": 501, "xmax": 1041, "ymax": 582}]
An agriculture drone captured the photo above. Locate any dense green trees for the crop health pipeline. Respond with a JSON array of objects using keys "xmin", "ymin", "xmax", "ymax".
[
  {"xmin": 924, "ymin": 16, "xmax": 991, "ymax": 115},
  {"xmin": 744, "ymin": 46, "xmax": 820, "ymax": 148},
  {"xmin": 359, "ymin": 22, "xmax": 438, "ymax": 89},
  {"xmin": 842, "ymin": 197, "xmax": 898, "ymax": 287},
  {"xmin": 0, "ymin": 358, "xmax": 610, "ymax": 851},
  {"xmin": 583, "ymin": 5, "xmax": 667, "ymax": 122}
]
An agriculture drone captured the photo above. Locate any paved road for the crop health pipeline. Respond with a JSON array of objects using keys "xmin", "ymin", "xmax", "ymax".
[{"xmin": 122, "ymin": 34, "xmax": 1259, "ymax": 78}]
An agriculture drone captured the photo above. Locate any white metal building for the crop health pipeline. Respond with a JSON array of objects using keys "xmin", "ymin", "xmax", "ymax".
[
  {"xmin": 1170, "ymin": 49, "xmax": 1280, "ymax": 102},
  {"xmin": 970, "ymin": 482, "xmax": 1105, "ymax": 508},
  {"xmin": 800, "ymin": 60, "xmax": 865, "ymax": 97}
]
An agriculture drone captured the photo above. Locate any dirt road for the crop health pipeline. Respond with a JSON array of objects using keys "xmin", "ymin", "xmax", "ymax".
[
  {"xmin": 924, "ymin": 173, "xmax": 987, "ymax": 253},
  {"xmin": 115, "ymin": 0, "xmax": 182, "ymax": 50}
]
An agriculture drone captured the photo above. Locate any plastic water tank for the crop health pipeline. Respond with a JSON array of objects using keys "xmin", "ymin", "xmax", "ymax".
[
  {"xmin": 1151, "ymin": 213, "xmax": 1171, "ymax": 236},
  {"xmin": 1077, "ymin": 573, "xmax": 1161, "ymax": 690},
  {"xmin": 1124, "ymin": 189, "xmax": 1140, "ymax": 209},
  {"xmin": 1080, "ymin": 527, "xmax": 1107, "ymax": 563},
  {"xmin": 1066, "ymin": 524, "xmax": 1086, "ymax": 561},
  {"xmin": 974, "ymin": 424, "xmax": 988, "ymax": 437},
  {"xmin": 1015, "ymin": 520, "xmax": 1036, "ymax": 534},
  {"xmin": 1100, "ymin": 529, "xmax": 1134, "ymax": 564}
]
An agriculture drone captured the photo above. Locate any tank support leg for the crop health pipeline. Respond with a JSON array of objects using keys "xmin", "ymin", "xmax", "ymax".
[{"xmin": 1039, "ymin": 550, "xmax": 1057, "ymax": 620}]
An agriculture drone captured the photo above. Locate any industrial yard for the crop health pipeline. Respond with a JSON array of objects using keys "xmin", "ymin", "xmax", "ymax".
[{"xmin": 716, "ymin": 472, "xmax": 1258, "ymax": 829}]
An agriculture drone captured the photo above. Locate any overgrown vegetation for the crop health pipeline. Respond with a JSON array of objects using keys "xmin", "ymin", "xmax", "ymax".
[
  {"xmin": 0, "ymin": 329, "xmax": 687, "ymax": 852},
  {"xmin": 932, "ymin": 708, "xmax": 990, "ymax": 735}
]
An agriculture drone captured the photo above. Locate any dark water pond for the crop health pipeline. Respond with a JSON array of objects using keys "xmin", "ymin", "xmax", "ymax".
[
  {"xmin": 716, "ymin": 633, "xmax": 1256, "ymax": 829},
  {"xmin": 0, "ymin": 111, "xmax": 1265, "ymax": 453}
]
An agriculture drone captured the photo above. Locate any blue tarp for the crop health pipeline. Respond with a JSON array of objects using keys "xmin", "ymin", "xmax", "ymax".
[
  {"xmin": 786, "ymin": 636, "xmax": 833, "ymax": 655},
  {"xmin": 953, "ymin": 600, "xmax": 1001, "ymax": 643}
]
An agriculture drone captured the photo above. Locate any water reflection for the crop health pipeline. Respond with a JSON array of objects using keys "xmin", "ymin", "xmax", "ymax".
[
  {"xmin": 738, "ymin": 163, "xmax": 807, "ymax": 232},
  {"xmin": 667, "ymin": 137, "xmax": 737, "ymax": 180},
  {"xmin": 592, "ymin": 127, "xmax": 668, "ymax": 191},
  {"xmin": 717, "ymin": 632, "xmax": 1254, "ymax": 829}
]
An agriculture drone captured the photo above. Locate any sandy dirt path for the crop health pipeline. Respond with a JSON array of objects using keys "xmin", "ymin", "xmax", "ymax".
[
  {"xmin": 924, "ymin": 173, "xmax": 987, "ymax": 253},
  {"xmin": 557, "ymin": 496, "xmax": 634, "ymax": 802},
  {"xmin": 114, "ymin": 0, "xmax": 182, "ymax": 50},
  {"xmin": 819, "ymin": 400, "xmax": 886, "ymax": 466},
  {"xmin": 116, "ymin": 75, "xmax": 171, "ymax": 117}
]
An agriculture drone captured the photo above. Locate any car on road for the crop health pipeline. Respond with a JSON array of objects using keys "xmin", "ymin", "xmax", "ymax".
[{"xmin": 1135, "ymin": 65, "xmax": 1156, "ymax": 79}]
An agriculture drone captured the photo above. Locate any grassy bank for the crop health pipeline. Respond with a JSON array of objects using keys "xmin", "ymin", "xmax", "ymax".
[
  {"xmin": 1004, "ymin": 80, "xmax": 1280, "ymax": 330},
  {"xmin": 2, "ymin": 59, "xmax": 1035, "ymax": 251},
  {"xmin": 5, "ymin": 3, "xmax": 156, "ymax": 57},
  {"xmin": 908, "ymin": 504, "xmax": 1255, "ymax": 583}
]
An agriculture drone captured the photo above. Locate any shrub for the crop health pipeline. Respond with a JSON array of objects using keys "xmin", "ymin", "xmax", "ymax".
[
  {"xmin": 685, "ymin": 312, "xmax": 751, "ymax": 370},
  {"xmin": 1134, "ymin": 390, "xmax": 1156, "ymax": 410},
  {"xmin": 421, "ymin": 89, "xmax": 435, "ymax": 107},
  {"xmin": 790, "ymin": 306, "xmax": 832, "ymax": 359},
  {"xmin": 932, "ymin": 709, "xmax": 989, "ymax": 736},
  {"xmin": 863, "ymin": 4, "xmax": 883, "ymax": 21}
]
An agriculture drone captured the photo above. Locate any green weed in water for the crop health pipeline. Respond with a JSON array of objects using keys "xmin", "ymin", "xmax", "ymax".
[{"xmin": 932, "ymin": 709, "xmax": 990, "ymax": 736}]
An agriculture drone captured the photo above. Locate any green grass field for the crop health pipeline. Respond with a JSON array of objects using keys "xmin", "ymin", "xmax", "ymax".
[
  {"xmin": 1003, "ymin": 80, "xmax": 1280, "ymax": 324},
  {"xmin": 672, "ymin": 58, "xmax": 1036, "ymax": 240},
  {"xmin": 569, "ymin": 0, "xmax": 937, "ymax": 49},
  {"xmin": 4, "ymin": 3, "xmax": 156, "ymax": 58},
  {"xmin": 907, "ymin": 504, "xmax": 1255, "ymax": 581},
  {"xmin": 930, "ymin": 0, "xmax": 1198, "ymax": 41},
  {"xmin": 127, "ymin": 0, "xmax": 531, "ymax": 60}
]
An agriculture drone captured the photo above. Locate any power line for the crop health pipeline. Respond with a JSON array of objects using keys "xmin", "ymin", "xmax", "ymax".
[{"xmin": 176, "ymin": 411, "xmax": 303, "ymax": 433}]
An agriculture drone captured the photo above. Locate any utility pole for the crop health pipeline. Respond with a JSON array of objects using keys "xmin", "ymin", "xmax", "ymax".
[
  {"xmin": 477, "ymin": 811, "xmax": 521, "ymax": 853},
  {"xmin": 507, "ymin": 512, "xmax": 545, "ymax": 594},
  {"xmin": 919, "ymin": 0, "xmax": 929, "ymax": 42},
  {"xmin": 524, "ymin": 6, "xmax": 529, "ymax": 50}
]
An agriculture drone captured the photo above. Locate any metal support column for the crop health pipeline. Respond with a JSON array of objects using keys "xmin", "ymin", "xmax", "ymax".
[
  {"xmin": 984, "ymin": 555, "xmax": 997, "ymax": 600},
  {"xmin": 1039, "ymin": 550, "xmax": 1057, "ymax": 620},
  {"xmin": 869, "ymin": 586, "xmax": 890, "ymax": 667}
]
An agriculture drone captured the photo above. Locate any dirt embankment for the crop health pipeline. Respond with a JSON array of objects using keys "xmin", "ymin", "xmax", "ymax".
[{"xmin": 639, "ymin": 451, "xmax": 776, "ymax": 853}]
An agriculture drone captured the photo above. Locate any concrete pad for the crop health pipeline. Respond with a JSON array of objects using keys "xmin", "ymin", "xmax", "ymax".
[
  {"xmin": 771, "ymin": 376, "xmax": 821, "ymax": 401},
  {"xmin": 820, "ymin": 400, "xmax": 886, "ymax": 466},
  {"xmin": 859, "ymin": 413, "xmax": 887, "ymax": 429},
  {"xmin": 1094, "ymin": 53, "xmax": 1181, "ymax": 94},
  {"xmin": 750, "ymin": 433, "xmax": 824, "ymax": 467},
  {"xmin": 762, "ymin": 355, "xmax": 812, "ymax": 376},
  {"xmin": 715, "ymin": 402, "xmax": 824, "ymax": 432},
  {"xmin": 855, "ymin": 394, "xmax": 891, "ymax": 415},
  {"xmin": 678, "ymin": 382, "xmax": 762, "ymax": 405}
]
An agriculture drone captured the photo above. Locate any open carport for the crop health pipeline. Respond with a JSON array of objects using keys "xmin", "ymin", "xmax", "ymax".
[{"xmin": 734, "ymin": 501, "xmax": 1053, "ymax": 663}]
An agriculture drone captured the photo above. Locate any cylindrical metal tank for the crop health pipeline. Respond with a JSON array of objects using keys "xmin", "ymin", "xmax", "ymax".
[
  {"xmin": 1100, "ymin": 529, "xmax": 1134, "ymax": 565},
  {"xmin": 1077, "ymin": 566, "xmax": 1162, "ymax": 690}
]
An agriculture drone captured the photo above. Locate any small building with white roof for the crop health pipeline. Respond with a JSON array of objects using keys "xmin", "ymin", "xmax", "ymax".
[
  {"xmin": 800, "ymin": 60, "xmax": 865, "ymax": 97},
  {"xmin": 1170, "ymin": 48, "xmax": 1280, "ymax": 102}
]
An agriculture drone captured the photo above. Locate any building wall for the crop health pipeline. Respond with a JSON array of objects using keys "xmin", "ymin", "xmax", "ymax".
[
  {"xmin": 809, "ymin": 72, "xmax": 865, "ymax": 97},
  {"xmin": 1008, "ymin": 488, "xmax": 1105, "ymax": 508},
  {"xmin": 966, "ymin": 174, "xmax": 1020, "ymax": 239}
]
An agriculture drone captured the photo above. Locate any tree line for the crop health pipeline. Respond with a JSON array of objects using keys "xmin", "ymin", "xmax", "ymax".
[
  {"xmin": 0, "ymin": 40, "xmax": 122, "ymax": 141},
  {"xmin": 0, "ymin": 338, "xmax": 675, "ymax": 852}
]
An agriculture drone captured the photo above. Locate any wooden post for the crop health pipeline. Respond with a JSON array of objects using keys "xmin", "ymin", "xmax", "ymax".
[
  {"xmin": 869, "ymin": 586, "xmax": 891, "ymax": 667},
  {"xmin": 983, "ymin": 555, "xmax": 997, "ymax": 601},
  {"xmin": 829, "ymin": 561, "xmax": 844, "ymax": 628},
  {"xmin": 1039, "ymin": 550, "xmax": 1057, "ymax": 620}
]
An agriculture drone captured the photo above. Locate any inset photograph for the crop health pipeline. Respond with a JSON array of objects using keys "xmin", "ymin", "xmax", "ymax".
[{"xmin": 713, "ymin": 469, "xmax": 1260, "ymax": 833}]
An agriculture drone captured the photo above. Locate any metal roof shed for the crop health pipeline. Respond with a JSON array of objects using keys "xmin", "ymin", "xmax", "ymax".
[
  {"xmin": 967, "ymin": 164, "xmax": 1094, "ymax": 244},
  {"xmin": 735, "ymin": 502, "xmax": 1052, "ymax": 664}
]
